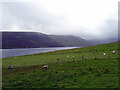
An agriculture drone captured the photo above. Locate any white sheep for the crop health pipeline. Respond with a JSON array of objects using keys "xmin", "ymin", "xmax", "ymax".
[
  {"xmin": 73, "ymin": 56, "xmax": 75, "ymax": 61},
  {"xmin": 66, "ymin": 55, "xmax": 69, "ymax": 57},
  {"xmin": 113, "ymin": 50, "xmax": 115, "ymax": 54},
  {"xmin": 42, "ymin": 65, "xmax": 48, "ymax": 69},
  {"xmin": 73, "ymin": 56, "xmax": 75, "ymax": 58},
  {"xmin": 103, "ymin": 53, "xmax": 106, "ymax": 56}
]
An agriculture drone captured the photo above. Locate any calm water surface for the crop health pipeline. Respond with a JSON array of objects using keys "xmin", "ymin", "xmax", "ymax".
[{"xmin": 1, "ymin": 47, "xmax": 79, "ymax": 58}]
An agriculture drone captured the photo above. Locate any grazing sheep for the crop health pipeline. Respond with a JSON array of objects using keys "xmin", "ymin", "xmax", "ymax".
[
  {"xmin": 15, "ymin": 57, "xmax": 17, "ymax": 59},
  {"xmin": 57, "ymin": 58, "xmax": 60, "ymax": 60},
  {"xmin": 82, "ymin": 55, "xmax": 84, "ymax": 60},
  {"xmin": 84, "ymin": 57, "xmax": 87, "ymax": 60},
  {"xmin": 93, "ymin": 51, "xmax": 95, "ymax": 54},
  {"xmin": 73, "ymin": 56, "xmax": 75, "ymax": 61},
  {"xmin": 103, "ymin": 53, "xmax": 106, "ymax": 56},
  {"xmin": 113, "ymin": 50, "xmax": 115, "ymax": 54},
  {"xmin": 66, "ymin": 55, "xmax": 69, "ymax": 57},
  {"xmin": 42, "ymin": 65, "xmax": 48, "ymax": 69},
  {"xmin": 76, "ymin": 60, "xmax": 78, "ymax": 63},
  {"xmin": 8, "ymin": 64, "xmax": 11, "ymax": 69}
]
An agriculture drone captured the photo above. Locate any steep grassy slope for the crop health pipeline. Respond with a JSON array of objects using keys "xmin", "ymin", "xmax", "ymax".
[{"xmin": 2, "ymin": 41, "xmax": 119, "ymax": 88}]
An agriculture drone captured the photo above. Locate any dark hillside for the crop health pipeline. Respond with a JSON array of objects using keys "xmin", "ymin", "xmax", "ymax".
[{"xmin": 2, "ymin": 32, "xmax": 64, "ymax": 49}]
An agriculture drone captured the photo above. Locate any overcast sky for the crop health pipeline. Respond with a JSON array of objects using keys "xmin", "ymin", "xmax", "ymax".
[{"xmin": 1, "ymin": 0, "xmax": 119, "ymax": 40}]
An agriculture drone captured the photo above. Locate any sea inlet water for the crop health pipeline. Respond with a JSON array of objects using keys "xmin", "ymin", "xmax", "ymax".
[{"xmin": 1, "ymin": 47, "xmax": 79, "ymax": 58}]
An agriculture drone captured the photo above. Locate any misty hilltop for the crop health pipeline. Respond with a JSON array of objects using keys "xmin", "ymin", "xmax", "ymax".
[{"xmin": 48, "ymin": 35, "xmax": 92, "ymax": 46}]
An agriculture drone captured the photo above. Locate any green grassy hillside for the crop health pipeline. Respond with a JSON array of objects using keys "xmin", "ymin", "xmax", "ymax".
[{"xmin": 2, "ymin": 41, "xmax": 120, "ymax": 88}]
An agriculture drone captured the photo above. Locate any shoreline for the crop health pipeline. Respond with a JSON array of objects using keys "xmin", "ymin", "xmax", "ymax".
[{"xmin": 1, "ymin": 47, "xmax": 80, "ymax": 58}]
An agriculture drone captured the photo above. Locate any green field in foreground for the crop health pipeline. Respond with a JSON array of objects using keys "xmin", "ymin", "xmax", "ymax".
[{"xmin": 2, "ymin": 41, "xmax": 120, "ymax": 88}]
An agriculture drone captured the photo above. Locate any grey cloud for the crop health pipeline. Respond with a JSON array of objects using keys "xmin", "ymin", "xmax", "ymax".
[
  {"xmin": 97, "ymin": 19, "xmax": 118, "ymax": 39},
  {"xmin": 1, "ymin": 2, "xmax": 118, "ymax": 40},
  {"xmin": 2, "ymin": 2, "xmax": 65, "ymax": 30}
]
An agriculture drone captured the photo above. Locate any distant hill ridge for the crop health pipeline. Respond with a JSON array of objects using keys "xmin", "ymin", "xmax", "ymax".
[
  {"xmin": 48, "ymin": 35, "xmax": 92, "ymax": 46},
  {"xmin": 1, "ymin": 32, "xmax": 64, "ymax": 49},
  {"xmin": 1, "ymin": 32, "xmax": 117, "ymax": 49}
]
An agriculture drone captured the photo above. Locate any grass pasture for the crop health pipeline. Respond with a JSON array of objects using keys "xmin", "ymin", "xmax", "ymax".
[{"xmin": 2, "ymin": 41, "xmax": 120, "ymax": 88}]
